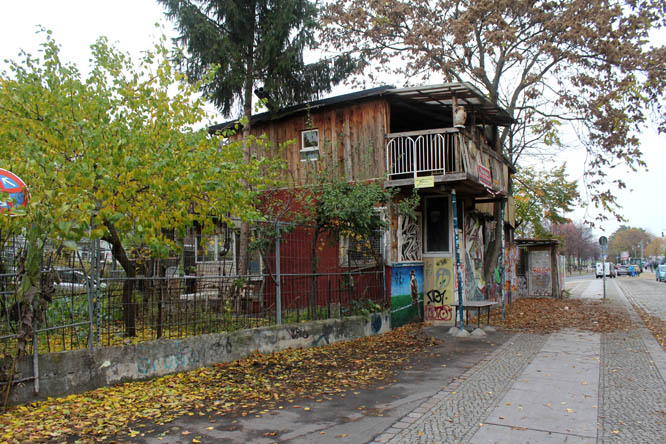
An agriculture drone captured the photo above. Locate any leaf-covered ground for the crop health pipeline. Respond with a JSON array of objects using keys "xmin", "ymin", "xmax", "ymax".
[
  {"xmin": 0, "ymin": 324, "xmax": 438, "ymax": 443},
  {"xmin": 480, "ymin": 297, "xmax": 635, "ymax": 333},
  {"xmin": 0, "ymin": 297, "xmax": 643, "ymax": 443},
  {"xmin": 632, "ymin": 306, "xmax": 666, "ymax": 352}
]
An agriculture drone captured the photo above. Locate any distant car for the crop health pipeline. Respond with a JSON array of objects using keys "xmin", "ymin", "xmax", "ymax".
[
  {"xmin": 596, "ymin": 262, "xmax": 616, "ymax": 278},
  {"xmin": 657, "ymin": 265, "xmax": 666, "ymax": 283},
  {"xmin": 616, "ymin": 265, "xmax": 629, "ymax": 276}
]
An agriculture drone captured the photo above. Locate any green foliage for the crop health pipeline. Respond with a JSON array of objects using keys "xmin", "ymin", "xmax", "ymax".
[
  {"xmin": 607, "ymin": 226, "xmax": 653, "ymax": 260},
  {"xmin": 0, "ymin": 30, "xmax": 283, "ymax": 342},
  {"xmin": 514, "ymin": 164, "xmax": 579, "ymax": 238},
  {"xmin": 158, "ymin": 0, "xmax": 354, "ymax": 116},
  {"xmin": 0, "ymin": 30, "xmax": 279, "ymax": 254}
]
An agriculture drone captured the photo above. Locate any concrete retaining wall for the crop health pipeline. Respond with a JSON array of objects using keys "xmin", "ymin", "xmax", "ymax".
[{"xmin": 3, "ymin": 311, "xmax": 390, "ymax": 406}]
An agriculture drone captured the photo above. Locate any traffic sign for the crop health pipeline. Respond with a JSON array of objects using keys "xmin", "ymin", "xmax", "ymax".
[
  {"xmin": 0, "ymin": 169, "xmax": 29, "ymax": 215},
  {"xmin": 599, "ymin": 236, "xmax": 608, "ymax": 246}
]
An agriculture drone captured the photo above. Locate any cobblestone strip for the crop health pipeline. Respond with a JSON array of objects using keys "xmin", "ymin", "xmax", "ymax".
[
  {"xmin": 597, "ymin": 282, "xmax": 666, "ymax": 444},
  {"xmin": 370, "ymin": 333, "xmax": 547, "ymax": 444}
]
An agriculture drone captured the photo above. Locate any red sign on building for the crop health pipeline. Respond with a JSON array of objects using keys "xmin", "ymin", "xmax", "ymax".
[{"xmin": 478, "ymin": 165, "xmax": 492, "ymax": 187}]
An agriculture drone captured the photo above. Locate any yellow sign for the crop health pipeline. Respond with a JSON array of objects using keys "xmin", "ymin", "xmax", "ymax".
[{"xmin": 414, "ymin": 176, "xmax": 434, "ymax": 188}]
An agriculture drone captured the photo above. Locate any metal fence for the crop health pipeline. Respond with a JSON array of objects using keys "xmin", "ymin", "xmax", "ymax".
[{"xmin": 0, "ymin": 222, "xmax": 386, "ymax": 358}]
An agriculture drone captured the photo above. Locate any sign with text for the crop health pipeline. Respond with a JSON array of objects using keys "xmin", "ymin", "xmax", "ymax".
[
  {"xmin": 478, "ymin": 165, "xmax": 492, "ymax": 187},
  {"xmin": 414, "ymin": 176, "xmax": 435, "ymax": 189}
]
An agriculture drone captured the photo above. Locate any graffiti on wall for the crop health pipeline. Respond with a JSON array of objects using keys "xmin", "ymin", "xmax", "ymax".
[
  {"xmin": 390, "ymin": 264, "xmax": 424, "ymax": 327},
  {"xmin": 463, "ymin": 214, "xmax": 486, "ymax": 301},
  {"xmin": 528, "ymin": 250, "xmax": 552, "ymax": 296},
  {"xmin": 137, "ymin": 344, "xmax": 204, "ymax": 375},
  {"xmin": 504, "ymin": 244, "xmax": 518, "ymax": 303},
  {"xmin": 424, "ymin": 257, "xmax": 454, "ymax": 322},
  {"xmin": 397, "ymin": 213, "xmax": 422, "ymax": 262}
]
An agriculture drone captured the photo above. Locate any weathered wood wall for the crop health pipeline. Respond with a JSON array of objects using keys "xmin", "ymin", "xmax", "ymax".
[{"xmin": 244, "ymin": 99, "xmax": 389, "ymax": 185}]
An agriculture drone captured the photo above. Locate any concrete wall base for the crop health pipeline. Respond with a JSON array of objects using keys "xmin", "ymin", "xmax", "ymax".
[{"xmin": 2, "ymin": 311, "xmax": 390, "ymax": 406}]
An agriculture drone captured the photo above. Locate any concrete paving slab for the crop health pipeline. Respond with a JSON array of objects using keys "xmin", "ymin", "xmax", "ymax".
[
  {"xmin": 469, "ymin": 330, "xmax": 601, "ymax": 441},
  {"xmin": 469, "ymin": 423, "xmax": 596, "ymax": 444}
]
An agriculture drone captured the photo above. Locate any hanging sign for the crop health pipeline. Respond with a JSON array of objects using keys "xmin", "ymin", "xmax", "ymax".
[
  {"xmin": 0, "ymin": 169, "xmax": 29, "ymax": 215},
  {"xmin": 414, "ymin": 176, "xmax": 434, "ymax": 189},
  {"xmin": 478, "ymin": 165, "xmax": 492, "ymax": 187}
]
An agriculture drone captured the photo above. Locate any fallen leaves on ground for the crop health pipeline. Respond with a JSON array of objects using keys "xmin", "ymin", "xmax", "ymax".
[
  {"xmin": 478, "ymin": 298, "xmax": 634, "ymax": 333},
  {"xmin": 631, "ymin": 306, "xmax": 666, "ymax": 352},
  {"xmin": 0, "ymin": 324, "xmax": 437, "ymax": 443}
]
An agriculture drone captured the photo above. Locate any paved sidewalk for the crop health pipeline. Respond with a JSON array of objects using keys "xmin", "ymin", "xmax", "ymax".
[{"xmin": 371, "ymin": 280, "xmax": 666, "ymax": 444}]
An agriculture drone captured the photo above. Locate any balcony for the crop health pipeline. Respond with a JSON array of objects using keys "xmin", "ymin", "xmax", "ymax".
[{"xmin": 385, "ymin": 128, "xmax": 508, "ymax": 194}]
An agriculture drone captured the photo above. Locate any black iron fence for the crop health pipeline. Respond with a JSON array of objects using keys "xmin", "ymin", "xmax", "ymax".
[{"xmin": 0, "ymin": 222, "xmax": 386, "ymax": 357}]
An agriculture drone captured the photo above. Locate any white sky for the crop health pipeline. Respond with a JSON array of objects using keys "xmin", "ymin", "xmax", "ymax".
[{"xmin": 1, "ymin": 1, "xmax": 664, "ymax": 239}]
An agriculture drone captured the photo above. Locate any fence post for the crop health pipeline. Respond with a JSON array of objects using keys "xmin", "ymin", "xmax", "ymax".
[
  {"xmin": 276, "ymin": 221, "xmax": 282, "ymax": 325},
  {"xmin": 32, "ymin": 331, "xmax": 39, "ymax": 394}
]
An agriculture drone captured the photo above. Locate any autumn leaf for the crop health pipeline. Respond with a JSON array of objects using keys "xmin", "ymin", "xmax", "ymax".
[{"xmin": 0, "ymin": 324, "xmax": 436, "ymax": 443}]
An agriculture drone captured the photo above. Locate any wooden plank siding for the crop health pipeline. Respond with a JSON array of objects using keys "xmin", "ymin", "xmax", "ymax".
[{"xmin": 240, "ymin": 98, "xmax": 389, "ymax": 185}]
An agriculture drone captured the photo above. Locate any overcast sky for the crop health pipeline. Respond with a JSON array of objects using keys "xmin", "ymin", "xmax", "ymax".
[{"xmin": 1, "ymin": 1, "xmax": 664, "ymax": 239}]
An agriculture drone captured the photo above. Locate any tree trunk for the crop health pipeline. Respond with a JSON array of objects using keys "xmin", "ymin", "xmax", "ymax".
[
  {"xmin": 237, "ymin": 1, "xmax": 256, "ymax": 280},
  {"xmin": 483, "ymin": 203, "xmax": 503, "ymax": 299},
  {"xmin": 103, "ymin": 219, "xmax": 136, "ymax": 337}
]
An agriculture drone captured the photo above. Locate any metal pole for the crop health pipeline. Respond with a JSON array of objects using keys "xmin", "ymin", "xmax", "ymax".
[
  {"xmin": 87, "ymin": 222, "xmax": 95, "ymax": 351},
  {"xmin": 602, "ymin": 250, "xmax": 606, "ymax": 300},
  {"xmin": 500, "ymin": 199, "xmax": 506, "ymax": 321},
  {"xmin": 33, "ymin": 331, "xmax": 39, "ymax": 394},
  {"xmin": 275, "ymin": 222, "xmax": 281, "ymax": 325},
  {"xmin": 451, "ymin": 189, "xmax": 464, "ymax": 330}
]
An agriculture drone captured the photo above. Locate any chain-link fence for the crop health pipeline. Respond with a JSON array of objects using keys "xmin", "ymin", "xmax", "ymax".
[{"xmin": 0, "ymin": 222, "xmax": 386, "ymax": 358}]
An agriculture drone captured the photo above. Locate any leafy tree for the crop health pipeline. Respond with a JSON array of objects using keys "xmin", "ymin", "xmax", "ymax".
[
  {"xmin": 298, "ymin": 148, "xmax": 418, "ymax": 319},
  {"xmin": 551, "ymin": 221, "xmax": 599, "ymax": 270},
  {"xmin": 0, "ymin": 32, "xmax": 278, "ymax": 341},
  {"xmin": 645, "ymin": 237, "xmax": 666, "ymax": 258},
  {"xmin": 158, "ymin": 0, "xmax": 354, "ymax": 276},
  {"xmin": 514, "ymin": 164, "xmax": 579, "ymax": 238},
  {"xmin": 322, "ymin": 0, "xmax": 665, "ymax": 221},
  {"xmin": 607, "ymin": 226, "xmax": 654, "ymax": 261}
]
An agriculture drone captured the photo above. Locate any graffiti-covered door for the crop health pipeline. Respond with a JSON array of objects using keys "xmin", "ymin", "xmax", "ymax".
[{"xmin": 422, "ymin": 196, "xmax": 455, "ymax": 324}]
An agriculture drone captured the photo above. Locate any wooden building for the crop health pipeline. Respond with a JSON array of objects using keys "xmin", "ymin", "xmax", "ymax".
[{"xmin": 210, "ymin": 83, "xmax": 517, "ymax": 326}]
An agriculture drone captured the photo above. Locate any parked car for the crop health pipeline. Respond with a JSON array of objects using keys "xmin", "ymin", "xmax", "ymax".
[
  {"xmin": 595, "ymin": 262, "xmax": 616, "ymax": 278},
  {"xmin": 52, "ymin": 267, "xmax": 106, "ymax": 291},
  {"xmin": 656, "ymin": 265, "xmax": 666, "ymax": 283},
  {"xmin": 616, "ymin": 264, "xmax": 629, "ymax": 276}
]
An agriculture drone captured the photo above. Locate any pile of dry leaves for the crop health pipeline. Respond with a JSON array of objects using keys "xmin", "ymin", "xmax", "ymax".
[
  {"xmin": 482, "ymin": 297, "xmax": 635, "ymax": 333},
  {"xmin": 0, "ymin": 324, "xmax": 437, "ymax": 443}
]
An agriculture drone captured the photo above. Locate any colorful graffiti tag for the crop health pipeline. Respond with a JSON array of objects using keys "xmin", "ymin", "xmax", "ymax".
[{"xmin": 424, "ymin": 257, "xmax": 454, "ymax": 323}]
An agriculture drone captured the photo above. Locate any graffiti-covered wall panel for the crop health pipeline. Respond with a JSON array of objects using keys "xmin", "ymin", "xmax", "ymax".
[
  {"xmin": 528, "ymin": 249, "xmax": 552, "ymax": 296},
  {"xmin": 463, "ymin": 214, "xmax": 485, "ymax": 301},
  {"xmin": 504, "ymin": 244, "xmax": 518, "ymax": 302},
  {"xmin": 424, "ymin": 257, "xmax": 454, "ymax": 323},
  {"xmin": 390, "ymin": 265, "xmax": 423, "ymax": 327}
]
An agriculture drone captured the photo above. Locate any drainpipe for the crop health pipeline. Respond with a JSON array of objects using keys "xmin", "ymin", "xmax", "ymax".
[{"xmin": 451, "ymin": 189, "xmax": 464, "ymax": 330}]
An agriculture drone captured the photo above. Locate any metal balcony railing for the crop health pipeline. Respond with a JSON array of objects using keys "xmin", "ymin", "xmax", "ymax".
[
  {"xmin": 385, "ymin": 128, "xmax": 508, "ymax": 192},
  {"xmin": 385, "ymin": 128, "xmax": 462, "ymax": 179}
]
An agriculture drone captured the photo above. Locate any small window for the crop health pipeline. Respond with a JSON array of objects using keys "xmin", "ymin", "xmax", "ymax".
[
  {"xmin": 196, "ymin": 233, "xmax": 234, "ymax": 264},
  {"xmin": 340, "ymin": 231, "xmax": 384, "ymax": 267},
  {"xmin": 300, "ymin": 129, "xmax": 319, "ymax": 161}
]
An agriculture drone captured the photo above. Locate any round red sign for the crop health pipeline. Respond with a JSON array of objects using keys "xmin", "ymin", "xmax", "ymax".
[{"xmin": 0, "ymin": 168, "xmax": 29, "ymax": 214}]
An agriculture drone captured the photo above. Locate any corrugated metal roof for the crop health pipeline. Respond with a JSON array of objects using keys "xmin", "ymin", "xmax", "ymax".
[
  {"xmin": 385, "ymin": 82, "xmax": 514, "ymax": 126},
  {"xmin": 208, "ymin": 82, "xmax": 514, "ymax": 134}
]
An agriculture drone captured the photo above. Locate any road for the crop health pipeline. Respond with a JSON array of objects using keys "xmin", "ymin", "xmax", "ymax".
[{"xmin": 133, "ymin": 275, "xmax": 666, "ymax": 444}]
